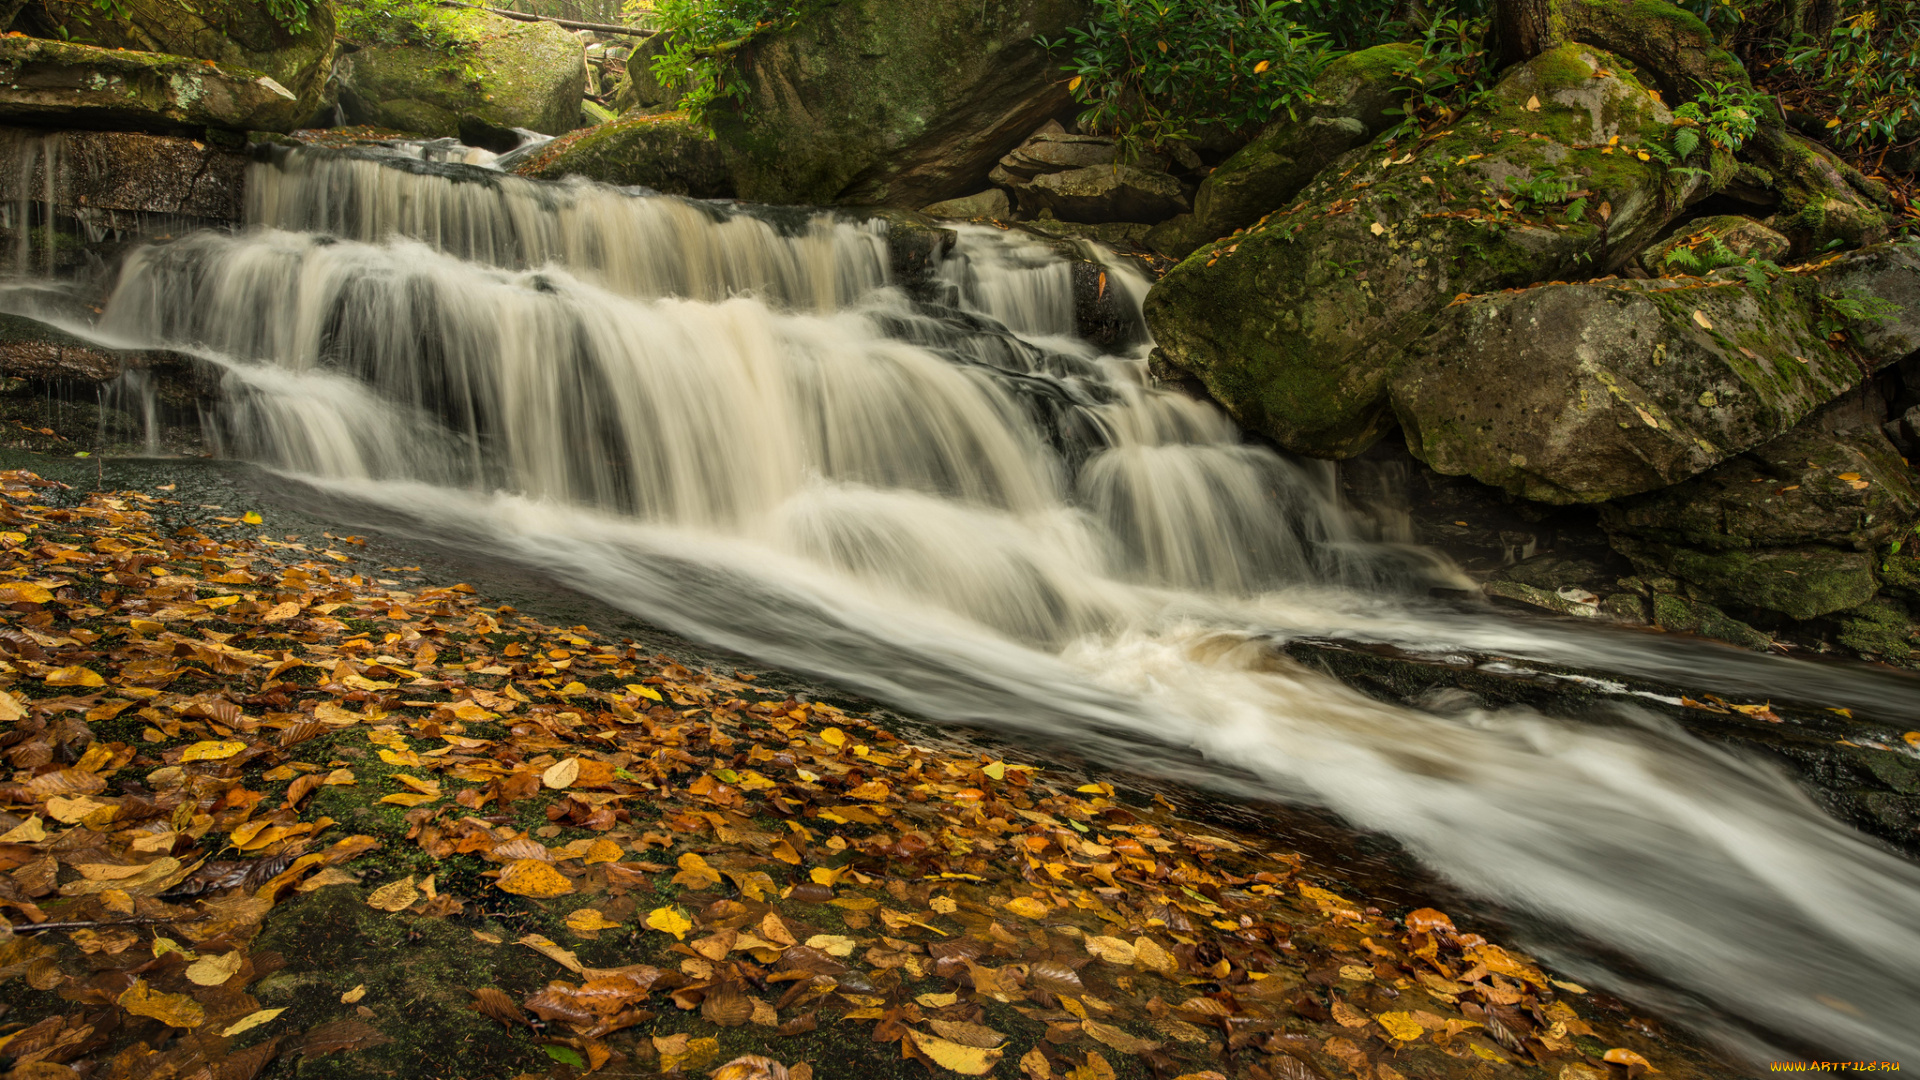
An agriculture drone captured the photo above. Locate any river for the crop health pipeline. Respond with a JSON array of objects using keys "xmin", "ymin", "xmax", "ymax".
[{"xmin": 8, "ymin": 142, "xmax": 1920, "ymax": 1068}]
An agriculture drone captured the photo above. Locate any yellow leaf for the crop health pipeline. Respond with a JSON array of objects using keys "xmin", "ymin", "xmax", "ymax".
[
  {"xmin": 1084, "ymin": 935, "xmax": 1135, "ymax": 965},
  {"xmin": 46, "ymin": 795, "xmax": 110, "ymax": 824},
  {"xmin": 805, "ymin": 933, "xmax": 856, "ymax": 957},
  {"xmin": 1525, "ymin": 94, "xmax": 1541, "ymax": 111},
  {"xmin": 1068, "ymin": 75, "xmax": 1082, "ymax": 93},
  {"xmin": 1156, "ymin": 39, "xmax": 1168, "ymax": 53},
  {"xmin": 583, "ymin": 837, "xmax": 624, "ymax": 864},
  {"xmin": 341, "ymin": 984, "xmax": 367, "ymax": 1003},
  {"xmin": 366, "ymin": 875, "xmax": 419, "ymax": 912},
  {"xmin": 496, "ymin": 859, "xmax": 575, "ymax": 898},
  {"xmin": 1253, "ymin": 59, "xmax": 1270, "ymax": 74},
  {"xmin": 647, "ymin": 906, "xmax": 693, "ymax": 940},
  {"xmin": 820, "ymin": 727, "xmax": 846, "ymax": 748},
  {"xmin": 119, "ymin": 979, "xmax": 206, "ymax": 1028},
  {"xmin": 1605, "ymin": 1049, "xmax": 1658, "ymax": 1071},
  {"xmin": 673, "ymin": 852, "xmax": 723, "ymax": 889},
  {"xmin": 1370, "ymin": 221, "xmax": 1385, "ymax": 236},
  {"xmin": 0, "ymin": 816, "xmax": 46, "ymax": 843},
  {"xmin": 1692, "ymin": 309, "xmax": 1713, "ymax": 330},
  {"xmin": 918, "ymin": 992, "xmax": 960, "ymax": 1008},
  {"xmin": 1551, "ymin": 979, "xmax": 1590, "ymax": 993},
  {"xmin": 44, "ymin": 665, "xmax": 104, "ymax": 688},
  {"xmin": 1377, "ymin": 1011, "xmax": 1424, "ymax": 1041},
  {"xmin": 566, "ymin": 907, "xmax": 623, "ymax": 934},
  {"xmin": 180, "ymin": 740, "xmax": 245, "ymax": 762},
  {"xmin": 185, "ymin": 950, "xmax": 244, "ymax": 986},
  {"xmin": 1004, "ymin": 896, "xmax": 1050, "ymax": 919},
  {"xmin": 542, "ymin": 757, "xmax": 581, "ymax": 789},
  {"xmin": 1826, "ymin": 118, "xmax": 1841, "ymax": 128},
  {"xmin": 910, "ymin": 1028, "xmax": 1004, "ymax": 1075},
  {"xmin": 0, "ymin": 689, "xmax": 21, "ymax": 722},
  {"xmin": 624, "ymin": 683, "xmax": 662, "ymax": 701},
  {"xmin": 220, "ymin": 1007, "xmax": 287, "ymax": 1037},
  {"xmin": 0, "ymin": 581, "xmax": 52, "ymax": 603},
  {"xmin": 378, "ymin": 792, "xmax": 438, "ymax": 807},
  {"xmin": 518, "ymin": 933, "xmax": 585, "ymax": 973},
  {"xmin": 931, "ymin": 896, "xmax": 957, "ymax": 914},
  {"xmin": 242, "ymin": 511, "xmax": 263, "ymax": 525}
]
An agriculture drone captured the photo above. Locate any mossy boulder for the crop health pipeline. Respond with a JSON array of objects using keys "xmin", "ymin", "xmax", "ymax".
[
  {"xmin": 709, "ymin": 0, "xmax": 1089, "ymax": 207},
  {"xmin": 1602, "ymin": 422, "xmax": 1918, "ymax": 620},
  {"xmin": 0, "ymin": 35, "xmax": 305, "ymax": 132},
  {"xmin": 1013, "ymin": 163, "xmax": 1188, "ymax": 223},
  {"xmin": 1747, "ymin": 126, "xmax": 1894, "ymax": 256},
  {"xmin": 1391, "ymin": 243, "xmax": 1920, "ymax": 503},
  {"xmin": 1144, "ymin": 44, "xmax": 1704, "ymax": 458},
  {"xmin": 27, "ymin": 0, "xmax": 335, "ymax": 122},
  {"xmin": 338, "ymin": 9, "xmax": 584, "ymax": 138},
  {"xmin": 513, "ymin": 111, "xmax": 733, "ymax": 197},
  {"xmin": 609, "ymin": 30, "xmax": 683, "ymax": 115},
  {"xmin": 1152, "ymin": 43, "xmax": 1418, "ymax": 258}
]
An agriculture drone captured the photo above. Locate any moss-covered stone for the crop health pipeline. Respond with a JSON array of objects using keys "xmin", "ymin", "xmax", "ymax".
[
  {"xmin": 1144, "ymin": 44, "xmax": 1702, "ymax": 458},
  {"xmin": 0, "ymin": 34, "xmax": 307, "ymax": 132},
  {"xmin": 1390, "ymin": 255, "xmax": 1913, "ymax": 502},
  {"xmin": 1648, "ymin": 591, "xmax": 1773, "ymax": 648},
  {"xmin": 514, "ymin": 111, "xmax": 734, "ymax": 197},
  {"xmin": 1639, "ymin": 214, "xmax": 1788, "ymax": 276},
  {"xmin": 609, "ymin": 30, "xmax": 683, "ymax": 115},
  {"xmin": 1639, "ymin": 541, "xmax": 1876, "ymax": 619},
  {"xmin": 1158, "ymin": 43, "xmax": 1420, "ymax": 258},
  {"xmin": 338, "ymin": 9, "xmax": 584, "ymax": 137},
  {"xmin": 1835, "ymin": 597, "xmax": 1917, "ymax": 661},
  {"xmin": 710, "ymin": 0, "xmax": 1090, "ymax": 207},
  {"xmin": 29, "ymin": 0, "xmax": 335, "ymax": 123},
  {"xmin": 1746, "ymin": 126, "xmax": 1894, "ymax": 256}
]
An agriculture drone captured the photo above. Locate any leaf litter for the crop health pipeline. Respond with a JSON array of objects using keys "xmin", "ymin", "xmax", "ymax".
[{"xmin": 0, "ymin": 468, "xmax": 1705, "ymax": 1079}]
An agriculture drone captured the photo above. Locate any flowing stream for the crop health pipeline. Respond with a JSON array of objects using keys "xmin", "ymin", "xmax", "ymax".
[{"xmin": 17, "ymin": 145, "xmax": 1920, "ymax": 1066}]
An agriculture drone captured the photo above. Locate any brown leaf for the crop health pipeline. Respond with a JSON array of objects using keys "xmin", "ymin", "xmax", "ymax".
[
  {"xmin": 703, "ymin": 983, "xmax": 755, "ymax": 1027},
  {"xmin": 118, "ymin": 978, "xmax": 206, "ymax": 1028},
  {"xmin": 297, "ymin": 1019, "xmax": 392, "ymax": 1057},
  {"xmin": 365, "ymin": 875, "xmax": 419, "ymax": 912},
  {"xmin": 927, "ymin": 1019, "xmax": 1007, "ymax": 1048}
]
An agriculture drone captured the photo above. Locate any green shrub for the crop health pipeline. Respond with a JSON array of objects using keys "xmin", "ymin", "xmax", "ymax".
[
  {"xmin": 1040, "ymin": 0, "xmax": 1333, "ymax": 157},
  {"xmin": 642, "ymin": 0, "xmax": 808, "ymax": 125}
]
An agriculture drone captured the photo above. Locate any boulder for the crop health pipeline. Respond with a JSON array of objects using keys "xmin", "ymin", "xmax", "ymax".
[
  {"xmin": 0, "ymin": 35, "xmax": 305, "ymax": 133},
  {"xmin": 1157, "ymin": 43, "xmax": 1419, "ymax": 258},
  {"xmin": 1144, "ymin": 44, "xmax": 1705, "ymax": 458},
  {"xmin": 709, "ymin": 0, "xmax": 1089, "ymax": 206},
  {"xmin": 1392, "ymin": 244, "xmax": 1920, "ymax": 503},
  {"xmin": 922, "ymin": 189, "xmax": 1011, "ymax": 220},
  {"xmin": 1747, "ymin": 126, "xmax": 1893, "ymax": 257},
  {"xmin": 1639, "ymin": 214, "xmax": 1789, "ymax": 276},
  {"xmin": 338, "ymin": 10, "xmax": 584, "ymax": 138},
  {"xmin": 609, "ymin": 31, "xmax": 683, "ymax": 115},
  {"xmin": 989, "ymin": 131, "xmax": 1125, "ymax": 185},
  {"xmin": 581, "ymin": 99, "xmax": 616, "ymax": 126},
  {"xmin": 513, "ymin": 112, "xmax": 733, "ymax": 198},
  {"xmin": 25, "ymin": 0, "xmax": 334, "ymax": 123},
  {"xmin": 1012, "ymin": 164, "xmax": 1187, "ymax": 224},
  {"xmin": 1600, "ymin": 420, "xmax": 1917, "ymax": 621}
]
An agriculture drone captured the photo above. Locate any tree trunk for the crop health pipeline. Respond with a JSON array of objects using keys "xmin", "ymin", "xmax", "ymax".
[{"xmin": 1492, "ymin": 0, "xmax": 1556, "ymax": 69}]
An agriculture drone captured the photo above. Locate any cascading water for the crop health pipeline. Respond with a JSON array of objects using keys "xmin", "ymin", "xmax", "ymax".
[{"xmin": 21, "ymin": 147, "xmax": 1920, "ymax": 1066}]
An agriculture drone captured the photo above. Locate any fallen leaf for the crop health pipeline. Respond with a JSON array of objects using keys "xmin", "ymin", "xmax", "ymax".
[
  {"xmin": 1692, "ymin": 309, "xmax": 1713, "ymax": 330},
  {"xmin": 221, "ymin": 1007, "xmax": 287, "ymax": 1037},
  {"xmin": 0, "ymin": 816, "xmax": 47, "ymax": 843},
  {"xmin": 804, "ymin": 933, "xmax": 855, "ymax": 957},
  {"xmin": 119, "ymin": 979, "xmax": 206, "ymax": 1028},
  {"xmin": 44, "ymin": 665, "xmax": 104, "ymax": 688},
  {"xmin": 542, "ymin": 757, "xmax": 580, "ymax": 789},
  {"xmin": 909, "ymin": 1028, "xmax": 1004, "ymax": 1075},
  {"xmin": 496, "ymin": 859, "xmax": 574, "ymax": 898},
  {"xmin": 1525, "ymin": 94, "xmax": 1541, "ymax": 111},
  {"xmin": 366, "ymin": 875, "xmax": 419, "ymax": 912},
  {"xmin": 1004, "ymin": 896, "xmax": 1050, "ymax": 919},
  {"xmin": 1605, "ymin": 1049, "xmax": 1659, "ymax": 1071},
  {"xmin": 646, "ymin": 906, "xmax": 693, "ymax": 940},
  {"xmin": 566, "ymin": 906, "xmax": 622, "ymax": 934},
  {"xmin": 1377, "ymin": 1011, "xmax": 1423, "ymax": 1041},
  {"xmin": 0, "ymin": 581, "xmax": 52, "ymax": 603},
  {"xmin": 342, "ymin": 984, "xmax": 368, "ymax": 1004},
  {"xmin": 180, "ymin": 739, "xmax": 246, "ymax": 762},
  {"xmin": 185, "ymin": 949, "xmax": 244, "ymax": 986}
]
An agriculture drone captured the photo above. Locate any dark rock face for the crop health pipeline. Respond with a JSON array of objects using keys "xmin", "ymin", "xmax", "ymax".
[
  {"xmin": 1145, "ymin": 44, "xmax": 1700, "ymax": 459},
  {"xmin": 711, "ymin": 0, "xmax": 1089, "ymax": 207},
  {"xmin": 1391, "ymin": 244, "xmax": 1920, "ymax": 504},
  {"xmin": 921, "ymin": 189, "xmax": 1010, "ymax": 220},
  {"xmin": 26, "ymin": 0, "xmax": 336, "ymax": 124},
  {"xmin": 0, "ymin": 127, "xmax": 248, "ymax": 222},
  {"xmin": 338, "ymin": 10, "xmax": 584, "ymax": 138},
  {"xmin": 1601, "ymin": 420, "xmax": 1917, "ymax": 620},
  {"xmin": 0, "ymin": 35, "xmax": 306, "ymax": 134},
  {"xmin": 1011, "ymin": 164, "xmax": 1188, "ymax": 224}
]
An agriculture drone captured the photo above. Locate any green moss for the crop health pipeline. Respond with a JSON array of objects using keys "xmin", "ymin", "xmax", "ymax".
[{"xmin": 1837, "ymin": 598, "xmax": 1916, "ymax": 660}]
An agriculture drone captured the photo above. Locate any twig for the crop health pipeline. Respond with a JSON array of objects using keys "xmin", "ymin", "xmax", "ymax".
[
  {"xmin": 5, "ymin": 917, "xmax": 183, "ymax": 934},
  {"xmin": 433, "ymin": 2, "xmax": 658, "ymax": 39}
]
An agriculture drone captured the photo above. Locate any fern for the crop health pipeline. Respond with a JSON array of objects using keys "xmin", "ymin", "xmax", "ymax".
[{"xmin": 1672, "ymin": 126, "xmax": 1700, "ymax": 161}]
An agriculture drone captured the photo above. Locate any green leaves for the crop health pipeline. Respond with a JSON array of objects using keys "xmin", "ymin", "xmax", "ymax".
[{"xmin": 1044, "ymin": 0, "xmax": 1332, "ymax": 154}]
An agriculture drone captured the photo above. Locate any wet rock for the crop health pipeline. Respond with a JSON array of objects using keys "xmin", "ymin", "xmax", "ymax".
[
  {"xmin": 25, "ymin": 0, "xmax": 336, "ymax": 124},
  {"xmin": 1392, "ymin": 243, "xmax": 1920, "ymax": 504},
  {"xmin": 513, "ymin": 113, "xmax": 734, "ymax": 198},
  {"xmin": 922, "ymin": 189, "xmax": 1011, "ymax": 220},
  {"xmin": 1018, "ymin": 219, "xmax": 1153, "ymax": 246},
  {"xmin": 1638, "ymin": 214, "xmax": 1789, "ymax": 277},
  {"xmin": 0, "ymin": 35, "xmax": 305, "ymax": 134},
  {"xmin": 1601, "ymin": 420, "xmax": 1916, "ymax": 622},
  {"xmin": 338, "ymin": 10, "xmax": 584, "ymax": 138},
  {"xmin": 1145, "ymin": 44, "xmax": 1705, "ymax": 459},
  {"xmin": 709, "ymin": 0, "xmax": 1088, "ymax": 207},
  {"xmin": 0, "ymin": 127, "xmax": 247, "ymax": 225},
  {"xmin": 1159, "ymin": 43, "xmax": 1419, "ymax": 259},
  {"xmin": 1647, "ymin": 591, "xmax": 1774, "ymax": 648},
  {"xmin": 989, "ymin": 130, "xmax": 1125, "ymax": 185},
  {"xmin": 1010, "ymin": 164, "xmax": 1188, "ymax": 225},
  {"xmin": 0, "ymin": 312, "xmax": 210, "ymax": 402},
  {"xmin": 1485, "ymin": 579, "xmax": 1601, "ymax": 617}
]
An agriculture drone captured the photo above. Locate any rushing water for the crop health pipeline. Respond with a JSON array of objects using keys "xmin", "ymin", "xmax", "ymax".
[{"xmin": 16, "ymin": 145, "xmax": 1920, "ymax": 1066}]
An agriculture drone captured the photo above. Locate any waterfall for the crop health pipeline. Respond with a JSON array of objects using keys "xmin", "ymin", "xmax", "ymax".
[{"xmin": 24, "ymin": 146, "xmax": 1920, "ymax": 1067}]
